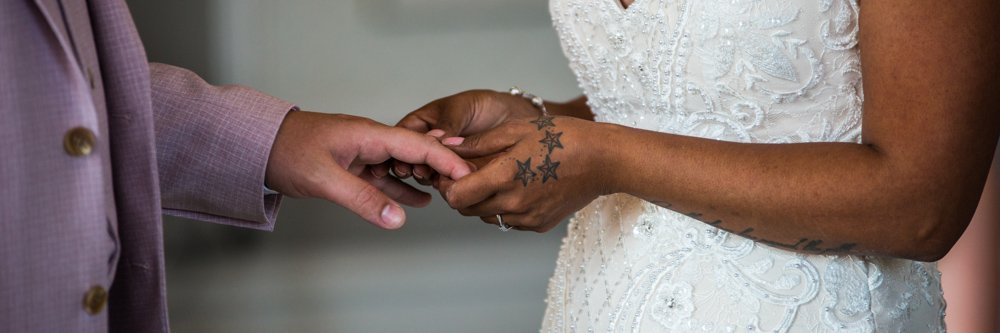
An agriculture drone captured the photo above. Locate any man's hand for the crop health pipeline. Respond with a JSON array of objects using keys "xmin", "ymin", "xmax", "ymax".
[{"xmin": 264, "ymin": 111, "xmax": 472, "ymax": 229}]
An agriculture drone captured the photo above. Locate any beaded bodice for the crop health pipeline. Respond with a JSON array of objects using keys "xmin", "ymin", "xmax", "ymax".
[
  {"xmin": 540, "ymin": 0, "xmax": 945, "ymax": 332},
  {"xmin": 552, "ymin": 0, "xmax": 864, "ymax": 143}
]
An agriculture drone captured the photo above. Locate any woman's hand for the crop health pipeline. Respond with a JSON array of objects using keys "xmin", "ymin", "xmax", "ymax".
[
  {"xmin": 398, "ymin": 89, "xmax": 546, "ymax": 139},
  {"xmin": 435, "ymin": 115, "xmax": 616, "ymax": 232},
  {"xmin": 386, "ymin": 90, "xmax": 547, "ymax": 183}
]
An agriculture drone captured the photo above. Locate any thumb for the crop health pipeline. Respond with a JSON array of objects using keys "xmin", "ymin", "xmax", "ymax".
[
  {"xmin": 320, "ymin": 166, "xmax": 406, "ymax": 229},
  {"xmin": 396, "ymin": 103, "xmax": 465, "ymax": 138},
  {"xmin": 395, "ymin": 111, "xmax": 433, "ymax": 134},
  {"xmin": 432, "ymin": 111, "xmax": 469, "ymax": 138},
  {"xmin": 444, "ymin": 127, "xmax": 519, "ymax": 159},
  {"xmin": 400, "ymin": 101, "xmax": 470, "ymax": 138}
]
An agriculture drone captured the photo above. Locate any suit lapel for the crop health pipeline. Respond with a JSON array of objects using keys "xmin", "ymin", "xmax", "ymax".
[{"xmin": 30, "ymin": 0, "xmax": 84, "ymax": 73}]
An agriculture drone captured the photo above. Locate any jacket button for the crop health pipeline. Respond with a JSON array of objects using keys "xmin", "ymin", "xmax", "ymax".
[
  {"xmin": 82, "ymin": 285, "xmax": 108, "ymax": 315},
  {"xmin": 64, "ymin": 127, "xmax": 96, "ymax": 156}
]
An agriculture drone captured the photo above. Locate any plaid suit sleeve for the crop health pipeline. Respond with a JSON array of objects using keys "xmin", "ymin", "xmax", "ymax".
[{"xmin": 150, "ymin": 62, "xmax": 294, "ymax": 230}]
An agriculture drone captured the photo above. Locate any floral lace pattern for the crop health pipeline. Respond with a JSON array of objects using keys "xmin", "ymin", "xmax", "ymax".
[{"xmin": 541, "ymin": 0, "xmax": 945, "ymax": 332}]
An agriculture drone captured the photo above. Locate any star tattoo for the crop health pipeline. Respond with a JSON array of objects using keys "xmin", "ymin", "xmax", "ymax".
[
  {"xmin": 514, "ymin": 158, "xmax": 537, "ymax": 187},
  {"xmin": 536, "ymin": 155, "xmax": 560, "ymax": 183},
  {"xmin": 530, "ymin": 115, "xmax": 556, "ymax": 130},
  {"xmin": 539, "ymin": 130, "xmax": 564, "ymax": 154}
]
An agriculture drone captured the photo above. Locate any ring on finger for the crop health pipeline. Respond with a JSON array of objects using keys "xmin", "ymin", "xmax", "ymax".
[{"xmin": 497, "ymin": 214, "xmax": 512, "ymax": 232}]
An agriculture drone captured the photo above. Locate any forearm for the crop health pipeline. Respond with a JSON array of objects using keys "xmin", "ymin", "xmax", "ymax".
[
  {"xmin": 545, "ymin": 95, "xmax": 594, "ymax": 121},
  {"xmin": 601, "ymin": 123, "xmax": 992, "ymax": 261}
]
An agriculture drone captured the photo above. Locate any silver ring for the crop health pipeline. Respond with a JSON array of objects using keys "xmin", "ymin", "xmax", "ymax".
[{"xmin": 497, "ymin": 214, "xmax": 512, "ymax": 232}]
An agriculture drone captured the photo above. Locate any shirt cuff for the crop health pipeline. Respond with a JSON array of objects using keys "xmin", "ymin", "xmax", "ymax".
[{"xmin": 263, "ymin": 185, "xmax": 279, "ymax": 196}]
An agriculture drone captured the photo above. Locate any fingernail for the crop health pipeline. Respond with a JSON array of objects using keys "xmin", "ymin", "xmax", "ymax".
[
  {"xmin": 452, "ymin": 167, "xmax": 470, "ymax": 180},
  {"xmin": 381, "ymin": 204, "xmax": 404, "ymax": 228},
  {"xmin": 427, "ymin": 129, "xmax": 445, "ymax": 138},
  {"xmin": 394, "ymin": 166, "xmax": 409, "ymax": 177},
  {"xmin": 442, "ymin": 137, "xmax": 465, "ymax": 146}
]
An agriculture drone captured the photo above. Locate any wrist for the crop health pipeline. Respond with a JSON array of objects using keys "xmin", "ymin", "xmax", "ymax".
[
  {"xmin": 587, "ymin": 121, "xmax": 631, "ymax": 196},
  {"xmin": 507, "ymin": 86, "xmax": 549, "ymax": 117},
  {"xmin": 543, "ymin": 100, "xmax": 570, "ymax": 117},
  {"xmin": 546, "ymin": 96, "xmax": 593, "ymax": 120}
]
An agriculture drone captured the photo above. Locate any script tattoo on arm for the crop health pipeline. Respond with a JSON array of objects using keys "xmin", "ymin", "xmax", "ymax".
[{"xmin": 683, "ymin": 211, "xmax": 858, "ymax": 255}]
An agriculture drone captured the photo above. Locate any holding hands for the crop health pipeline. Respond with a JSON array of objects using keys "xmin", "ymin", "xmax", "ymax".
[
  {"xmin": 263, "ymin": 90, "xmax": 604, "ymax": 232},
  {"xmin": 397, "ymin": 89, "xmax": 611, "ymax": 232},
  {"xmin": 265, "ymin": 89, "xmax": 615, "ymax": 232}
]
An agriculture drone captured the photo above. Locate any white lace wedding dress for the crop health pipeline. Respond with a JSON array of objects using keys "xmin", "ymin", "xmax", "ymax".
[{"xmin": 540, "ymin": 0, "xmax": 946, "ymax": 332}]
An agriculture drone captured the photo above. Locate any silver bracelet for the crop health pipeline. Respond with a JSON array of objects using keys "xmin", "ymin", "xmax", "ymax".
[{"xmin": 509, "ymin": 86, "xmax": 549, "ymax": 116}]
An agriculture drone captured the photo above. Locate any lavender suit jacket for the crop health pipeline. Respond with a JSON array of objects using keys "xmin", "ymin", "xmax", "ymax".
[{"xmin": 1, "ymin": 0, "xmax": 294, "ymax": 332}]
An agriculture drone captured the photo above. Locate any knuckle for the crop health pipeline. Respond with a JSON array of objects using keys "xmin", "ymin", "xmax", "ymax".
[
  {"xmin": 524, "ymin": 217, "xmax": 542, "ymax": 229},
  {"xmin": 462, "ymin": 136, "xmax": 479, "ymax": 150},
  {"xmin": 522, "ymin": 212, "xmax": 547, "ymax": 230},
  {"xmin": 513, "ymin": 121, "xmax": 534, "ymax": 133},
  {"xmin": 359, "ymin": 119, "xmax": 385, "ymax": 133},
  {"xmin": 353, "ymin": 184, "xmax": 384, "ymax": 211},
  {"xmin": 300, "ymin": 173, "xmax": 329, "ymax": 197},
  {"xmin": 446, "ymin": 195, "xmax": 464, "ymax": 209},
  {"xmin": 504, "ymin": 195, "xmax": 525, "ymax": 213},
  {"xmin": 458, "ymin": 208, "xmax": 477, "ymax": 217},
  {"xmin": 359, "ymin": 116, "xmax": 380, "ymax": 126},
  {"xmin": 421, "ymin": 134, "xmax": 440, "ymax": 146},
  {"xmin": 479, "ymin": 90, "xmax": 502, "ymax": 103}
]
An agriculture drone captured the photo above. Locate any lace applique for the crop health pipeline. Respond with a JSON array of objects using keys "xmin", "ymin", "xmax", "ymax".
[
  {"xmin": 651, "ymin": 281, "xmax": 695, "ymax": 328},
  {"xmin": 550, "ymin": 0, "xmax": 864, "ymax": 144},
  {"xmin": 822, "ymin": 258, "xmax": 875, "ymax": 332},
  {"xmin": 541, "ymin": 0, "xmax": 946, "ymax": 332}
]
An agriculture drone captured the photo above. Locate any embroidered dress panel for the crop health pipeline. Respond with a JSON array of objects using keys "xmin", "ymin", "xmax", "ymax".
[{"xmin": 541, "ymin": 0, "xmax": 946, "ymax": 332}]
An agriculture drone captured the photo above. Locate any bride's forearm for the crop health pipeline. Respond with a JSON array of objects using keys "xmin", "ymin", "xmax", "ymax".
[
  {"xmin": 545, "ymin": 95, "xmax": 594, "ymax": 121},
  {"xmin": 599, "ymin": 123, "xmax": 988, "ymax": 261}
]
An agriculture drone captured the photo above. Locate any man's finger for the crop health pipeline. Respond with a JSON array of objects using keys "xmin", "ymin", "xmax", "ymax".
[
  {"xmin": 361, "ymin": 170, "xmax": 432, "ymax": 207},
  {"xmin": 318, "ymin": 166, "xmax": 406, "ymax": 229},
  {"xmin": 379, "ymin": 128, "xmax": 473, "ymax": 180}
]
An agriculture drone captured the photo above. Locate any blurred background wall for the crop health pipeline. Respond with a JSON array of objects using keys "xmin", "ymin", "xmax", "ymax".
[{"xmin": 125, "ymin": 0, "xmax": 581, "ymax": 332}]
